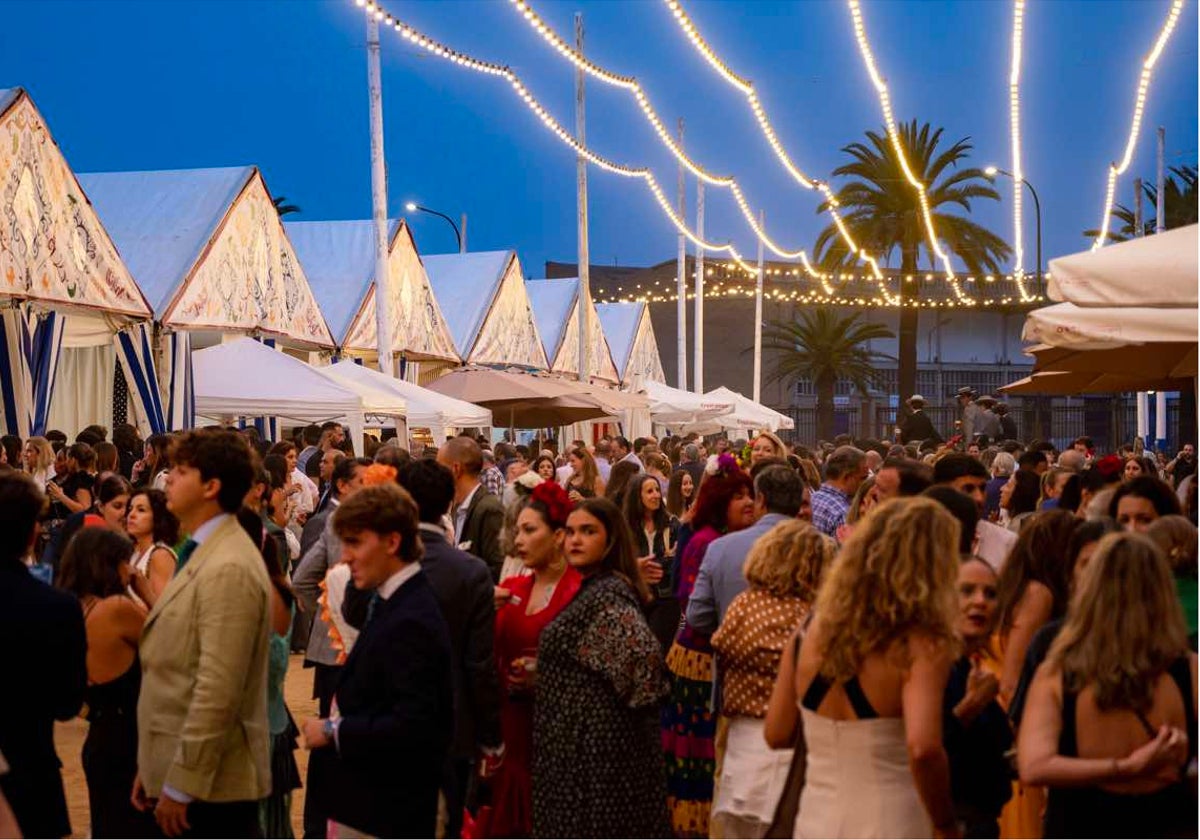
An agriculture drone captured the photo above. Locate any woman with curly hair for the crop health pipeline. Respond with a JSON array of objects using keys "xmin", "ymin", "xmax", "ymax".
[
  {"xmin": 710, "ymin": 520, "xmax": 833, "ymax": 837},
  {"xmin": 662, "ymin": 454, "xmax": 755, "ymax": 837},
  {"xmin": 491, "ymin": 481, "xmax": 582, "ymax": 838},
  {"xmin": 1019, "ymin": 532, "xmax": 1196, "ymax": 838},
  {"xmin": 793, "ymin": 497, "xmax": 963, "ymax": 838}
]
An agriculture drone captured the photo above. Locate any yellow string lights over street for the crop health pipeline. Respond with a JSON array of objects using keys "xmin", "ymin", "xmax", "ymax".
[
  {"xmin": 1007, "ymin": 1, "xmax": 1034, "ymax": 302},
  {"xmin": 1091, "ymin": 0, "xmax": 1186, "ymax": 249}
]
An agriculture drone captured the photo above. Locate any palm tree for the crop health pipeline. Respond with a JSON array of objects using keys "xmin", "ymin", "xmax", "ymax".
[
  {"xmin": 1084, "ymin": 165, "xmax": 1197, "ymax": 242},
  {"xmin": 273, "ymin": 196, "xmax": 301, "ymax": 217},
  {"xmin": 813, "ymin": 120, "xmax": 1009, "ymax": 406},
  {"xmin": 763, "ymin": 310, "xmax": 894, "ymax": 442}
]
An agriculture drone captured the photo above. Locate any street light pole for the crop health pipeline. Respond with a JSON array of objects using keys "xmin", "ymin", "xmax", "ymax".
[
  {"xmin": 404, "ymin": 202, "xmax": 463, "ymax": 253},
  {"xmin": 986, "ymin": 166, "xmax": 1042, "ymax": 296}
]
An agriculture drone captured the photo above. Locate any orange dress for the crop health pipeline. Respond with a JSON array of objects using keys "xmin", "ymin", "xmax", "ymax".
[{"xmin": 988, "ymin": 633, "xmax": 1045, "ymax": 840}]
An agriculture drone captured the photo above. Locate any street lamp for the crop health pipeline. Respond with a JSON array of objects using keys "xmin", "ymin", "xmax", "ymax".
[
  {"xmin": 985, "ymin": 166, "xmax": 1043, "ymax": 297},
  {"xmin": 404, "ymin": 201, "xmax": 464, "ymax": 253}
]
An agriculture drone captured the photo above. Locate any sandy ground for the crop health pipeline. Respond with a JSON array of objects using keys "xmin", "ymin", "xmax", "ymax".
[{"xmin": 55, "ymin": 654, "xmax": 319, "ymax": 839}]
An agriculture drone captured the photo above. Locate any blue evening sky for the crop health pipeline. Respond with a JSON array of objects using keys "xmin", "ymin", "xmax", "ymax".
[{"xmin": 5, "ymin": 0, "xmax": 1196, "ymax": 279}]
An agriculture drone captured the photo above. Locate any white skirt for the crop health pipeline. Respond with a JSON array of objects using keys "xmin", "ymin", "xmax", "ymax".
[{"xmin": 712, "ymin": 715, "xmax": 794, "ymax": 824}]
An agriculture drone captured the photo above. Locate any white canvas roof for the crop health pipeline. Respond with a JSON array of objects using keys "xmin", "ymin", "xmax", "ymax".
[
  {"xmin": 286, "ymin": 218, "xmax": 458, "ymax": 361},
  {"xmin": 704, "ymin": 386, "xmax": 795, "ymax": 432},
  {"xmin": 320, "ymin": 360, "xmax": 493, "ymax": 431},
  {"xmin": 526, "ymin": 278, "xmax": 620, "ymax": 383},
  {"xmin": 424, "ymin": 250, "xmax": 547, "ymax": 369},
  {"xmin": 596, "ymin": 301, "xmax": 666, "ymax": 386},
  {"xmin": 0, "ymin": 88, "xmax": 149, "ymax": 318},
  {"xmin": 193, "ymin": 337, "xmax": 363, "ymax": 445},
  {"xmin": 641, "ymin": 379, "xmax": 735, "ymax": 427},
  {"xmin": 79, "ymin": 166, "xmax": 334, "ymax": 348}
]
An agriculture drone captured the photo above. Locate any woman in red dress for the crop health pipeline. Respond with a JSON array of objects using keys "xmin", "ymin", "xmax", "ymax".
[{"xmin": 490, "ymin": 481, "xmax": 582, "ymax": 838}]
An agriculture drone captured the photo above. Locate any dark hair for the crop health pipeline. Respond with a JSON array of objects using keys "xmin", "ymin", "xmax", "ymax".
[
  {"xmin": 1108, "ymin": 476, "xmax": 1182, "ymax": 520},
  {"xmin": 236, "ymin": 507, "xmax": 293, "ymax": 609},
  {"xmin": 332, "ymin": 456, "xmax": 372, "ymax": 498},
  {"xmin": 441, "ymin": 435, "xmax": 484, "ymax": 476},
  {"xmin": 45, "ymin": 429, "xmax": 68, "ymax": 446},
  {"xmin": 692, "ymin": 467, "xmax": 754, "ymax": 532},
  {"xmin": 0, "ymin": 472, "xmax": 45, "ymax": 562},
  {"xmin": 922, "ymin": 486, "xmax": 980, "ymax": 555},
  {"xmin": 604, "ymin": 460, "xmax": 641, "ymax": 507},
  {"xmin": 262, "ymin": 454, "xmax": 289, "ymax": 490},
  {"xmin": 571, "ymin": 496, "xmax": 649, "ymax": 603},
  {"xmin": 268, "ymin": 440, "xmax": 296, "ymax": 458},
  {"xmin": 665, "ymin": 469, "xmax": 694, "ymax": 518},
  {"xmin": 82, "ymin": 424, "xmax": 109, "ymax": 442},
  {"xmin": 92, "ymin": 441, "xmax": 119, "ymax": 473},
  {"xmin": 68, "ymin": 442, "xmax": 96, "ymax": 469},
  {"xmin": 129, "ymin": 488, "xmax": 180, "ymax": 546},
  {"xmin": 1079, "ymin": 465, "xmax": 1121, "ymax": 493},
  {"xmin": 1018, "ymin": 451, "xmax": 1048, "ymax": 472},
  {"xmin": 333, "ymin": 483, "xmax": 424, "ymax": 565},
  {"xmin": 303, "ymin": 424, "xmax": 322, "ymax": 446},
  {"xmin": 934, "ymin": 453, "xmax": 988, "ymax": 484},
  {"xmin": 0, "ymin": 435, "xmax": 21, "ymax": 469},
  {"xmin": 397, "ymin": 458, "xmax": 455, "ymax": 524},
  {"xmin": 374, "ymin": 445, "xmax": 411, "ymax": 471},
  {"xmin": 57, "ymin": 527, "xmax": 134, "ymax": 599},
  {"xmin": 623, "ymin": 473, "xmax": 670, "ymax": 536},
  {"xmin": 169, "ymin": 429, "xmax": 256, "ymax": 513},
  {"xmin": 613, "ymin": 436, "xmax": 632, "ymax": 453},
  {"xmin": 880, "ymin": 457, "xmax": 933, "ymax": 497},
  {"xmin": 1068, "ymin": 517, "xmax": 1120, "ymax": 575},
  {"xmin": 996, "ymin": 509, "xmax": 1080, "ymax": 632},
  {"xmin": 113, "ymin": 423, "xmax": 141, "ymax": 454},
  {"xmin": 1006, "ymin": 470, "xmax": 1042, "ymax": 517},
  {"xmin": 530, "ymin": 455, "xmax": 556, "ymax": 478},
  {"xmin": 749, "ymin": 456, "xmax": 788, "ymax": 480},
  {"xmin": 94, "ymin": 473, "xmax": 133, "ymax": 507},
  {"xmin": 1057, "ymin": 473, "xmax": 1082, "ymax": 513},
  {"xmin": 753, "ymin": 464, "xmax": 806, "ymax": 517}
]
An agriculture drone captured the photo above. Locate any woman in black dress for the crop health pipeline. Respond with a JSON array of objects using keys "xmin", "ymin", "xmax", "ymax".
[
  {"xmin": 57, "ymin": 526, "xmax": 158, "ymax": 838},
  {"xmin": 532, "ymin": 497, "xmax": 670, "ymax": 838}
]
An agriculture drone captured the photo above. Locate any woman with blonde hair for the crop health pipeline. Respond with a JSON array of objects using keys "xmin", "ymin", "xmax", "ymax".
[
  {"xmin": 711, "ymin": 520, "xmax": 833, "ymax": 838},
  {"xmin": 22, "ymin": 436, "xmax": 54, "ymax": 491},
  {"xmin": 1146, "ymin": 514, "xmax": 1198, "ymax": 648},
  {"xmin": 793, "ymin": 497, "xmax": 962, "ymax": 838},
  {"xmin": 749, "ymin": 432, "xmax": 787, "ymax": 468},
  {"xmin": 1019, "ymin": 532, "xmax": 1196, "ymax": 838}
]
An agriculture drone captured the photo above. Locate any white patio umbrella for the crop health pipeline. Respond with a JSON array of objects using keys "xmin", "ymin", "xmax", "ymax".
[
  {"xmin": 640, "ymin": 380, "xmax": 735, "ymax": 427},
  {"xmin": 1022, "ymin": 303, "xmax": 1197, "ymax": 350},
  {"xmin": 1048, "ymin": 224, "xmax": 1197, "ymax": 308}
]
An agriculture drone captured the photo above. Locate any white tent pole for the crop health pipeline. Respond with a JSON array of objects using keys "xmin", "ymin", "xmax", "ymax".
[
  {"xmin": 460, "ymin": 213, "xmax": 468, "ymax": 254},
  {"xmin": 753, "ymin": 209, "xmax": 764, "ymax": 404},
  {"xmin": 694, "ymin": 180, "xmax": 705, "ymax": 394},
  {"xmin": 575, "ymin": 13, "xmax": 591, "ymax": 385},
  {"xmin": 676, "ymin": 118, "xmax": 687, "ymax": 391},
  {"xmin": 367, "ymin": 14, "xmax": 394, "ymax": 378},
  {"xmin": 1155, "ymin": 127, "xmax": 1167, "ymax": 447},
  {"xmin": 1134, "ymin": 178, "xmax": 1147, "ymax": 442}
]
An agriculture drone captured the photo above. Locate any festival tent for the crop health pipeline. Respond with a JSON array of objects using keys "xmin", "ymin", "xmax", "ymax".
[
  {"xmin": 525, "ymin": 278, "xmax": 620, "ymax": 384},
  {"xmin": 423, "ymin": 251, "xmax": 547, "ymax": 370},
  {"xmin": 285, "ymin": 219, "xmax": 459, "ymax": 380},
  {"xmin": 0, "ymin": 87, "xmax": 161, "ymax": 439},
  {"xmin": 1047, "ymin": 224, "xmax": 1197, "ymax": 308},
  {"xmin": 318, "ymin": 360, "xmax": 492, "ymax": 441},
  {"xmin": 595, "ymin": 301, "xmax": 667, "ymax": 388},
  {"xmin": 703, "ymin": 386, "xmax": 795, "ymax": 433},
  {"xmin": 192, "ymin": 337, "xmax": 364, "ymax": 449},
  {"xmin": 79, "ymin": 165, "xmax": 337, "ymax": 429}
]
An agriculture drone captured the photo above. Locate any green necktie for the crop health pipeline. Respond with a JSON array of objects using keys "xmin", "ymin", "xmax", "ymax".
[{"xmin": 175, "ymin": 538, "xmax": 199, "ymax": 572}]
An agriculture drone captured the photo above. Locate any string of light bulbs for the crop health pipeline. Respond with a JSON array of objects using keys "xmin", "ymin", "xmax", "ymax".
[
  {"xmin": 659, "ymin": 0, "xmax": 902, "ymax": 303},
  {"xmin": 846, "ymin": 0, "xmax": 972, "ymax": 304},
  {"xmin": 1091, "ymin": 0, "xmax": 1186, "ymax": 249},
  {"xmin": 1007, "ymin": 0, "xmax": 1035, "ymax": 302},
  {"xmin": 353, "ymin": 0, "xmax": 773, "ymax": 279}
]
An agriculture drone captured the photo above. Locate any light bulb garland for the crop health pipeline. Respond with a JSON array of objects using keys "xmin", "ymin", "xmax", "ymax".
[
  {"xmin": 1091, "ymin": 0, "xmax": 1186, "ymax": 249},
  {"xmin": 1007, "ymin": 1, "xmax": 1034, "ymax": 302}
]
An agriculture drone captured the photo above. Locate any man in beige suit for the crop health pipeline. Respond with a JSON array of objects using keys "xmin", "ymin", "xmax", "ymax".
[{"xmin": 132, "ymin": 429, "xmax": 271, "ymax": 838}]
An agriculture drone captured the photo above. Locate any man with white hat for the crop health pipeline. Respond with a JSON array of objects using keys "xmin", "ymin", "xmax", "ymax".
[{"xmin": 899, "ymin": 394, "xmax": 942, "ymax": 445}]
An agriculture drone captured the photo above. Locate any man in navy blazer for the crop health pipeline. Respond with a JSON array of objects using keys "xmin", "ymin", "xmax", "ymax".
[{"xmin": 301, "ymin": 482, "xmax": 453, "ymax": 839}]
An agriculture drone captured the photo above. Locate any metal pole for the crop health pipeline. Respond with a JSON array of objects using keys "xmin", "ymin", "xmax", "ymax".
[
  {"xmin": 1155, "ymin": 127, "xmax": 1167, "ymax": 447},
  {"xmin": 575, "ymin": 13, "xmax": 590, "ymax": 384},
  {"xmin": 694, "ymin": 180, "xmax": 705, "ymax": 393},
  {"xmin": 460, "ymin": 213, "xmax": 467, "ymax": 253},
  {"xmin": 366, "ymin": 14, "xmax": 394, "ymax": 377},
  {"xmin": 1026, "ymin": 180, "xmax": 1042, "ymax": 298},
  {"xmin": 753, "ymin": 209, "xmax": 764, "ymax": 404},
  {"xmin": 676, "ymin": 118, "xmax": 687, "ymax": 390},
  {"xmin": 1135, "ymin": 177, "xmax": 1148, "ymax": 443}
]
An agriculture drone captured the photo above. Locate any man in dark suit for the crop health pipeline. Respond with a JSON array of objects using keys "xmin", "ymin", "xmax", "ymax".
[
  {"xmin": 899, "ymin": 394, "xmax": 943, "ymax": 445},
  {"xmin": 302, "ymin": 483, "xmax": 453, "ymax": 839},
  {"xmin": 0, "ymin": 472, "xmax": 87, "ymax": 838},
  {"xmin": 438, "ymin": 436, "xmax": 505, "ymax": 580}
]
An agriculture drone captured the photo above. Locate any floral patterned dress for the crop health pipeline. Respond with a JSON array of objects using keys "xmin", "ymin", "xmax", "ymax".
[{"xmin": 531, "ymin": 573, "xmax": 670, "ymax": 838}]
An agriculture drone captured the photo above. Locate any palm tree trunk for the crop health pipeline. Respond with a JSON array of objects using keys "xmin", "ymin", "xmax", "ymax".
[
  {"xmin": 897, "ymin": 247, "xmax": 919, "ymax": 415},
  {"xmin": 816, "ymin": 372, "xmax": 836, "ymax": 442}
]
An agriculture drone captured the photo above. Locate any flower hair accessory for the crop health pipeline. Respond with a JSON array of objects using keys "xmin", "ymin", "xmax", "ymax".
[
  {"xmin": 704, "ymin": 452, "xmax": 741, "ymax": 478},
  {"xmin": 360, "ymin": 463, "xmax": 398, "ymax": 487},
  {"xmin": 514, "ymin": 471, "xmax": 545, "ymax": 494},
  {"xmin": 530, "ymin": 480, "xmax": 574, "ymax": 528},
  {"xmin": 1094, "ymin": 455, "xmax": 1123, "ymax": 480}
]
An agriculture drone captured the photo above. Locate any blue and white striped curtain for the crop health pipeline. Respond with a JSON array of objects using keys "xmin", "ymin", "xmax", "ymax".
[
  {"xmin": 29, "ymin": 311, "xmax": 65, "ymax": 436},
  {"xmin": 254, "ymin": 337, "xmax": 279, "ymax": 442},
  {"xmin": 0, "ymin": 308, "xmax": 32, "ymax": 438},
  {"xmin": 113, "ymin": 323, "xmax": 166, "ymax": 436},
  {"xmin": 164, "ymin": 330, "xmax": 195, "ymax": 431}
]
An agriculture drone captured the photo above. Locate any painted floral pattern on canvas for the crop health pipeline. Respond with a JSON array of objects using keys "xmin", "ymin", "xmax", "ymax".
[
  {"xmin": 550, "ymin": 305, "xmax": 621, "ymax": 384},
  {"xmin": 626, "ymin": 308, "xmax": 667, "ymax": 387},
  {"xmin": 0, "ymin": 95, "xmax": 148, "ymax": 317},
  {"xmin": 467, "ymin": 257, "xmax": 547, "ymax": 369}
]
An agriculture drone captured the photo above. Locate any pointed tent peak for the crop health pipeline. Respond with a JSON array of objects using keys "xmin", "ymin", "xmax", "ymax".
[
  {"xmin": 525, "ymin": 278, "xmax": 579, "ymax": 362},
  {"xmin": 423, "ymin": 250, "xmax": 516, "ymax": 356},
  {"xmin": 78, "ymin": 166, "xmax": 257, "ymax": 314},
  {"xmin": 595, "ymin": 300, "xmax": 646, "ymax": 374},
  {"xmin": 0, "ymin": 88, "xmax": 22, "ymax": 118}
]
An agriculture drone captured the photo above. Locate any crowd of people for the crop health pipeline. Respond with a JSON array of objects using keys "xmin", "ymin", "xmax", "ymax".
[{"xmin": 0, "ymin": 409, "xmax": 1196, "ymax": 839}]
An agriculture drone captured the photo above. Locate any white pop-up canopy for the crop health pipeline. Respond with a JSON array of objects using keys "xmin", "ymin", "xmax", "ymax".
[
  {"xmin": 641, "ymin": 379, "xmax": 735, "ymax": 427},
  {"xmin": 1048, "ymin": 224, "xmax": 1198, "ymax": 308},
  {"xmin": 193, "ymin": 337, "xmax": 364, "ymax": 447},
  {"xmin": 704, "ymin": 386, "xmax": 795, "ymax": 433},
  {"xmin": 318, "ymin": 360, "xmax": 492, "ymax": 440}
]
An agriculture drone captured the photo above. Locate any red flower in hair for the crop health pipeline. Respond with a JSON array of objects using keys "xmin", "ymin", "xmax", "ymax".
[
  {"xmin": 1094, "ymin": 455, "xmax": 1123, "ymax": 479},
  {"xmin": 530, "ymin": 480, "xmax": 574, "ymax": 529}
]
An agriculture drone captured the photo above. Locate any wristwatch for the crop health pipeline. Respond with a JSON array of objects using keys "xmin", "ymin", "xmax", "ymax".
[{"xmin": 323, "ymin": 718, "xmax": 337, "ymax": 743}]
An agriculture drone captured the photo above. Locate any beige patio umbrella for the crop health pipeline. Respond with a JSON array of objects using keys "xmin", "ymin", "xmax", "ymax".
[
  {"xmin": 1027, "ymin": 342, "xmax": 1198, "ymax": 379},
  {"xmin": 426, "ymin": 367, "xmax": 615, "ymax": 427},
  {"xmin": 1001, "ymin": 369, "xmax": 1192, "ymax": 396}
]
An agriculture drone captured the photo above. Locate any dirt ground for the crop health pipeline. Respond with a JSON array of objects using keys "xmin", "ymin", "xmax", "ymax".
[{"xmin": 55, "ymin": 654, "xmax": 319, "ymax": 838}]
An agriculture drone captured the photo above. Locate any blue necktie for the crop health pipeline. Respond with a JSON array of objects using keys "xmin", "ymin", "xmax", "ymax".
[
  {"xmin": 175, "ymin": 538, "xmax": 199, "ymax": 572},
  {"xmin": 365, "ymin": 592, "xmax": 382, "ymax": 626}
]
